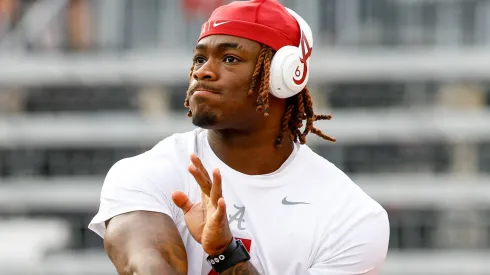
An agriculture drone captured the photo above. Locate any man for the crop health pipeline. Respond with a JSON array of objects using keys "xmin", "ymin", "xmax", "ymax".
[{"xmin": 88, "ymin": 0, "xmax": 390, "ymax": 274}]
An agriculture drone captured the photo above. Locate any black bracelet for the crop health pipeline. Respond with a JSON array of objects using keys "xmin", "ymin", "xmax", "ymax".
[{"xmin": 207, "ymin": 238, "xmax": 251, "ymax": 273}]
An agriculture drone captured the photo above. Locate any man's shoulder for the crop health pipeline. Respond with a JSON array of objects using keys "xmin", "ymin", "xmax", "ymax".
[
  {"xmin": 298, "ymin": 144, "xmax": 385, "ymax": 216},
  {"xmin": 301, "ymin": 149, "xmax": 388, "ymax": 240},
  {"xmin": 149, "ymin": 129, "xmax": 199, "ymax": 157},
  {"xmin": 296, "ymin": 144, "xmax": 347, "ymax": 183},
  {"xmin": 107, "ymin": 129, "xmax": 199, "ymax": 181}
]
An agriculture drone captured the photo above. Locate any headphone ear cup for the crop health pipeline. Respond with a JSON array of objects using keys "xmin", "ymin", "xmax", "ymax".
[{"xmin": 269, "ymin": 46, "xmax": 308, "ymax": 99}]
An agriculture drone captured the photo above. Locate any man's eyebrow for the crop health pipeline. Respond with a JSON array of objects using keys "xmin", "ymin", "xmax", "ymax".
[
  {"xmin": 217, "ymin": 42, "xmax": 242, "ymax": 51},
  {"xmin": 195, "ymin": 44, "xmax": 206, "ymax": 50},
  {"xmin": 195, "ymin": 42, "xmax": 243, "ymax": 51}
]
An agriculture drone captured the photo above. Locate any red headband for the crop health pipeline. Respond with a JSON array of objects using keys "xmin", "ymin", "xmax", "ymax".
[{"xmin": 198, "ymin": 0, "xmax": 301, "ymax": 51}]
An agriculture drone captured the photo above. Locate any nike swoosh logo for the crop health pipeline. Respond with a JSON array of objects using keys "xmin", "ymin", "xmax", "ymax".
[
  {"xmin": 282, "ymin": 196, "xmax": 310, "ymax": 205},
  {"xmin": 213, "ymin": 21, "xmax": 231, "ymax": 27}
]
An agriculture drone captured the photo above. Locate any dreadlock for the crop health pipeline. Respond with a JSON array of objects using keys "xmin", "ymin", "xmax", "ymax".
[{"xmin": 184, "ymin": 45, "xmax": 336, "ymax": 146}]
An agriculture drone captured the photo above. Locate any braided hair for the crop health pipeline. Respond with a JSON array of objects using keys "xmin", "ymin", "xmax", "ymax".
[{"xmin": 184, "ymin": 45, "xmax": 336, "ymax": 146}]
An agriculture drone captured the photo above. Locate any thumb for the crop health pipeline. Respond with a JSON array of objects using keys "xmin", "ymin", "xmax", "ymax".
[{"xmin": 172, "ymin": 191, "xmax": 193, "ymax": 214}]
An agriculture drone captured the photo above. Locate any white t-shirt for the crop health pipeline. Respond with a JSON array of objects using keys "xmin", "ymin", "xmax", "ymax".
[{"xmin": 89, "ymin": 128, "xmax": 389, "ymax": 275}]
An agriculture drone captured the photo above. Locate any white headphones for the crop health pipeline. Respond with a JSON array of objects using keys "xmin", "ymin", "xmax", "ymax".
[{"xmin": 269, "ymin": 8, "xmax": 314, "ymax": 99}]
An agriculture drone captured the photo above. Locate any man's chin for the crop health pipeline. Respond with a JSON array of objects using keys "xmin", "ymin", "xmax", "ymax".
[{"xmin": 191, "ymin": 112, "xmax": 218, "ymax": 128}]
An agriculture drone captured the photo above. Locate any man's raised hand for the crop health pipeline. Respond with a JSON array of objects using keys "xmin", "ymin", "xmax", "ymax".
[{"xmin": 171, "ymin": 154, "xmax": 233, "ymax": 255}]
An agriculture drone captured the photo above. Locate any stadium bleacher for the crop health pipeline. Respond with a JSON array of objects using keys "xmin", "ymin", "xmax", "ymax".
[{"xmin": 1, "ymin": 0, "xmax": 490, "ymax": 274}]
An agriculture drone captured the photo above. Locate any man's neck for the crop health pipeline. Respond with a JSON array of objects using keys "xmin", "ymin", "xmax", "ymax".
[{"xmin": 207, "ymin": 129, "xmax": 294, "ymax": 175}]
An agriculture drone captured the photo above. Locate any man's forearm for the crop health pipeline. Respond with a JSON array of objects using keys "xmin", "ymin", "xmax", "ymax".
[
  {"xmin": 131, "ymin": 259, "xmax": 179, "ymax": 275},
  {"xmin": 221, "ymin": 261, "xmax": 260, "ymax": 275},
  {"xmin": 128, "ymin": 249, "xmax": 186, "ymax": 275}
]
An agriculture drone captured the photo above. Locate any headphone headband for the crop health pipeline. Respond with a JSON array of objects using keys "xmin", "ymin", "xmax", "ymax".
[{"xmin": 285, "ymin": 8, "xmax": 314, "ymax": 51}]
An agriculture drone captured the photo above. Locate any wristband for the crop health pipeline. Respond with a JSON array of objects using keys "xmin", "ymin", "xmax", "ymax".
[{"xmin": 207, "ymin": 238, "xmax": 251, "ymax": 273}]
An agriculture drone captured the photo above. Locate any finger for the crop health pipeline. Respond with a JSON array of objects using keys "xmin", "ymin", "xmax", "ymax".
[
  {"xmin": 171, "ymin": 191, "xmax": 194, "ymax": 214},
  {"xmin": 190, "ymin": 154, "xmax": 212, "ymax": 182},
  {"xmin": 190, "ymin": 153, "xmax": 203, "ymax": 169},
  {"xmin": 210, "ymin": 168, "xmax": 222, "ymax": 207},
  {"xmin": 188, "ymin": 164, "xmax": 211, "ymax": 196},
  {"xmin": 212, "ymin": 197, "xmax": 227, "ymax": 221}
]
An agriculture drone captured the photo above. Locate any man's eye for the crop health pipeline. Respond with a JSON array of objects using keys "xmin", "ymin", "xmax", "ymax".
[
  {"xmin": 224, "ymin": 56, "xmax": 238, "ymax": 63},
  {"xmin": 194, "ymin": 56, "xmax": 206, "ymax": 64}
]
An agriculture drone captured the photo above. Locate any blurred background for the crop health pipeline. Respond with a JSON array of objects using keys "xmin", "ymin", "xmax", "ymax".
[{"xmin": 0, "ymin": 0, "xmax": 489, "ymax": 274}]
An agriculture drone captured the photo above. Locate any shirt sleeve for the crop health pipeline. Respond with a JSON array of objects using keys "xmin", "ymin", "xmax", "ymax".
[
  {"xmin": 88, "ymin": 153, "xmax": 185, "ymax": 238},
  {"xmin": 307, "ymin": 209, "xmax": 390, "ymax": 275}
]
